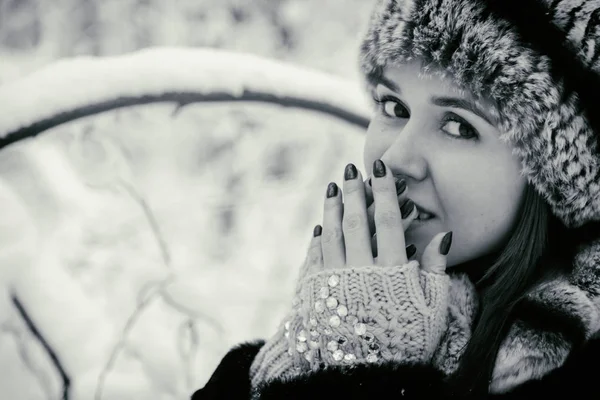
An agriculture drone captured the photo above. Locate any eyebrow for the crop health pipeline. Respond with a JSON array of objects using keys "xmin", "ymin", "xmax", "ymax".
[
  {"xmin": 373, "ymin": 75, "xmax": 495, "ymax": 125},
  {"xmin": 431, "ymin": 97, "xmax": 495, "ymax": 125},
  {"xmin": 373, "ymin": 75, "xmax": 402, "ymax": 94}
]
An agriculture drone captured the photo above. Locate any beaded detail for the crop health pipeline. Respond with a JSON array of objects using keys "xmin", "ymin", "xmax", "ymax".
[
  {"xmin": 296, "ymin": 342, "xmax": 308, "ymax": 353},
  {"xmin": 328, "ymin": 274, "xmax": 340, "ymax": 287},
  {"xmin": 326, "ymin": 297, "xmax": 338, "ymax": 309},
  {"xmin": 319, "ymin": 287, "xmax": 330, "ymax": 299},
  {"xmin": 327, "ymin": 341, "xmax": 338, "ymax": 352},
  {"xmin": 329, "ymin": 315, "xmax": 341, "ymax": 327},
  {"xmin": 315, "ymin": 301, "xmax": 325, "ymax": 313},
  {"xmin": 354, "ymin": 323, "xmax": 367, "ymax": 336},
  {"xmin": 332, "ymin": 350, "xmax": 344, "ymax": 361},
  {"xmin": 297, "ymin": 330, "xmax": 307, "ymax": 342}
]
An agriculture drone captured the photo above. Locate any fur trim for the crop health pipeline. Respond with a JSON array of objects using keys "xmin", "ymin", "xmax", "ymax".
[
  {"xmin": 433, "ymin": 273, "xmax": 478, "ymax": 375},
  {"xmin": 360, "ymin": 0, "xmax": 600, "ymax": 228},
  {"xmin": 521, "ymin": 277, "xmax": 599, "ymax": 341},
  {"xmin": 492, "ymin": 337, "xmax": 600, "ymax": 399},
  {"xmin": 491, "ymin": 321, "xmax": 572, "ymax": 393},
  {"xmin": 191, "ymin": 340, "xmax": 265, "ymax": 400},
  {"xmin": 572, "ymin": 237, "xmax": 600, "ymax": 300}
]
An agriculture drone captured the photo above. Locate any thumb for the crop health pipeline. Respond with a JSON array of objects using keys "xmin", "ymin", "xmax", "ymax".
[{"xmin": 420, "ymin": 231, "xmax": 453, "ymax": 274}]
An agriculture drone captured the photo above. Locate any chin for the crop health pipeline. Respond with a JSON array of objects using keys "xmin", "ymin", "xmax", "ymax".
[{"xmin": 405, "ymin": 217, "xmax": 437, "ymax": 244}]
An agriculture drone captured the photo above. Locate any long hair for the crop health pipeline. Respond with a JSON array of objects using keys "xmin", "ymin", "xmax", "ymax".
[{"xmin": 451, "ymin": 184, "xmax": 574, "ymax": 396}]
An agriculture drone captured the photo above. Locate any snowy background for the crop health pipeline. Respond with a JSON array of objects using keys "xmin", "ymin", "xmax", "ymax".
[{"xmin": 0, "ymin": 1, "xmax": 375, "ymax": 399}]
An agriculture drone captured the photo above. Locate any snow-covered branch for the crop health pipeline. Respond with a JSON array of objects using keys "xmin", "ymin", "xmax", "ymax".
[{"xmin": 0, "ymin": 47, "xmax": 371, "ymax": 149}]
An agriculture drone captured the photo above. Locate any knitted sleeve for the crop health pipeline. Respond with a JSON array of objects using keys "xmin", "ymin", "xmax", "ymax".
[{"xmin": 249, "ymin": 261, "xmax": 450, "ymax": 388}]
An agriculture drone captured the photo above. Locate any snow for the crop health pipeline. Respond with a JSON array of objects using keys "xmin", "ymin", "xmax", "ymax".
[
  {"xmin": 0, "ymin": 47, "xmax": 370, "ymax": 139},
  {"xmin": 0, "ymin": 47, "xmax": 370, "ymax": 399}
]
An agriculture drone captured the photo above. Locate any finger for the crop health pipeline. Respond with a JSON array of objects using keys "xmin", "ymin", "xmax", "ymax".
[
  {"xmin": 371, "ymin": 233, "xmax": 416, "ymax": 260},
  {"xmin": 371, "ymin": 233, "xmax": 377, "ymax": 258},
  {"xmin": 399, "ymin": 197, "xmax": 418, "ymax": 231},
  {"xmin": 367, "ymin": 178, "xmax": 408, "ymax": 236},
  {"xmin": 364, "ymin": 177, "xmax": 374, "ymax": 209},
  {"xmin": 294, "ymin": 226, "xmax": 324, "ymax": 299},
  {"xmin": 342, "ymin": 164, "xmax": 373, "ymax": 266},
  {"xmin": 322, "ymin": 182, "xmax": 345, "ymax": 268},
  {"xmin": 406, "ymin": 244, "xmax": 417, "ymax": 259},
  {"xmin": 420, "ymin": 232, "xmax": 453, "ymax": 274},
  {"xmin": 371, "ymin": 160, "xmax": 408, "ymax": 266},
  {"xmin": 302, "ymin": 225, "xmax": 325, "ymax": 277}
]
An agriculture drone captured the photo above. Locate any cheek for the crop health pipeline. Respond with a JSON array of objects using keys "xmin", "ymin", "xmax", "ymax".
[
  {"xmin": 436, "ymin": 157, "xmax": 526, "ymax": 265},
  {"xmin": 363, "ymin": 126, "xmax": 383, "ymax": 171},
  {"xmin": 363, "ymin": 121, "xmax": 398, "ymax": 170}
]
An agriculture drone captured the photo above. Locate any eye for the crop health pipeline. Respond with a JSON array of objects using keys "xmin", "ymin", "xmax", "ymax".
[
  {"xmin": 373, "ymin": 95, "xmax": 410, "ymax": 118},
  {"xmin": 440, "ymin": 114, "xmax": 479, "ymax": 140}
]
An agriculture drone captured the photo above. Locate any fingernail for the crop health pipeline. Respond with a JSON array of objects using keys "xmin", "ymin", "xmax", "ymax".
[
  {"xmin": 313, "ymin": 225, "xmax": 323, "ymax": 237},
  {"xmin": 395, "ymin": 179, "xmax": 407, "ymax": 195},
  {"xmin": 439, "ymin": 232, "xmax": 453, "ymax": 255},
  {"xmin": 406, "ymin": 244, "xmax": 417, "ymax": 258},
  {"xmin": 373, "ymin": 160, "xmax": 386, "ymax": 178},
  {"xmin": 344, "ymin": 163, "xmax": 358, "ymax": 180},
  {"xmin": 326, "ymin": 182, "xmax": 338, "ymax": 198},
  {"xmin": 367, "ymin": 177, "xmax": 372, "ymax": 187},
  {"xmin": 400, "ymin": 199, "xmax": 414, "ymax": 217}
]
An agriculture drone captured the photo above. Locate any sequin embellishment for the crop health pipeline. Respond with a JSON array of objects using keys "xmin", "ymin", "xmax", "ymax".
[{"xmin": 328, "ymin": 275, "xmax": 340, "ymax": 287}]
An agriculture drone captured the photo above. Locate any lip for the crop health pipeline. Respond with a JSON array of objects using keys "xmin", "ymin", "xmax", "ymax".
[{"xmin": 405, "ymin": 198, "xmax": 436, "ymax": 220}]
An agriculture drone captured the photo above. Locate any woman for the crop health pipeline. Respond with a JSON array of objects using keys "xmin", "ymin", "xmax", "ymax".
[{"xmin": 193, "ymin": 0, "xmax": 600, "ymax": 398}]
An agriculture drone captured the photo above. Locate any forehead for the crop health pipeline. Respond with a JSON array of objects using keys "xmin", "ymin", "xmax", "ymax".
[{"xmin": 379, "ymin": 61, "xmax": 472, "ymax": 97}]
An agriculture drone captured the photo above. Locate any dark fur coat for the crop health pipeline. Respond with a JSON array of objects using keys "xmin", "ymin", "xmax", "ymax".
[
  {"xmin": 192, "ymin": 235, "xmax": 600, "ymax": 400},
  {"xmin": 192, "ymin": 335, "xmax": 600, "ymax": 399}
]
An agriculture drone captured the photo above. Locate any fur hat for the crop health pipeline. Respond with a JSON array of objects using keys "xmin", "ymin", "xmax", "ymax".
[{"xmin": 359, "ymin": 0, "xmax": 600, "ymax": 229}]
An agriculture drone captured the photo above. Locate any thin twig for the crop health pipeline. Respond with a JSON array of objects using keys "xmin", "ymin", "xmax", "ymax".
[
  {"xmin": 11, "ymin": 294, "xmax": 71, "ymax": 400},
  {"xmin": 117, "ymin": 178, "xmax": 171, "ymax": 266},
  {"xmin": 94, "ymin": 274, "xmax": 176, "ymax": 400},
  {"xmin": 1, "ymin": 322, "xmax": 55, "ymax": 399}
]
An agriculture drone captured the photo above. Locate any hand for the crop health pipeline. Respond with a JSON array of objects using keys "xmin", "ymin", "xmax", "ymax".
[
  {"xmin": 315, "ymin": 159, "xmax": 452, "ymax": 273},
  {"xmin": 249, "ymin": 161, "xmax": 453, "ymax": 386}
]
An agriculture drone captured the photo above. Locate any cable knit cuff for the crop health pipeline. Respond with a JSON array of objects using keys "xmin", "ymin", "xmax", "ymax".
[
  {"xmin": 296, "ymin": 261, "xmax": 450, "ymax": 366},
  {"xmin": 249, "ymin": 261, "xmax": 450, "ymax": 389}
]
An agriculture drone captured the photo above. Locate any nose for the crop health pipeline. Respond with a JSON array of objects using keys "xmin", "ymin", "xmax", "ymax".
[{"xmin": 375, "ymin": 120, "xmax": 428, "ymax": 182}]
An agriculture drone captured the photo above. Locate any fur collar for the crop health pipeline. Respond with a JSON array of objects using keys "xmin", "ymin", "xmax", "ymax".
[{"xmin": 488, "ymin": 237, "xmax": 600, "ymax": 392}]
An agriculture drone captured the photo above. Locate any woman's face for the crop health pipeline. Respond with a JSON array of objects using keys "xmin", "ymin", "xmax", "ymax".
[{"xmin": 364, "ymin": 61, "xmax": 527, "ymax": 267}]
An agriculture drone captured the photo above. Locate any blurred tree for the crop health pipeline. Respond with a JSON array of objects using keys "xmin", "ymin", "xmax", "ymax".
[{"xmin": 0, "ymin": 0, "xmax": 41, "ymax": 49}]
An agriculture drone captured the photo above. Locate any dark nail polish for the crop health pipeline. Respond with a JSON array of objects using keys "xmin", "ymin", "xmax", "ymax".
[
  {"xmin": 367, "ymin": 177, "xmax": 372, "ymax": 187},
  {"xmin": 326, "ymin": 182, "xmax": 338, "ymax": 198},
  {"xmin": 373, "ymin": 160, "xmax": 386, "ymax": 178},
  {"xmin": 400, "ymin": 199, "xmax": 414, "ymax": 217},
  {"xmin": 406, "ymin": 244, "xmax": 417, "ymax": 258},
  {"xmin": 344, "ymin": 164, "xmax": 358, "ymax": 180},
  {"xmin": 395, "ymin": 179, "xmax": 407, "ymax": 195},
  {"xmin": 439, "ymin": 232, "xmax": 453, "ymax": 255},
  {"xmin": 313, "ymin": 225, "xmax": 323, "ymax": 237}
]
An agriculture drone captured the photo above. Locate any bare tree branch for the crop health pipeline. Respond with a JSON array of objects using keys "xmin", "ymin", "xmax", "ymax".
[{"xmin": 11, "ymin": 294, "xmax": 71, "ymax": 400}]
